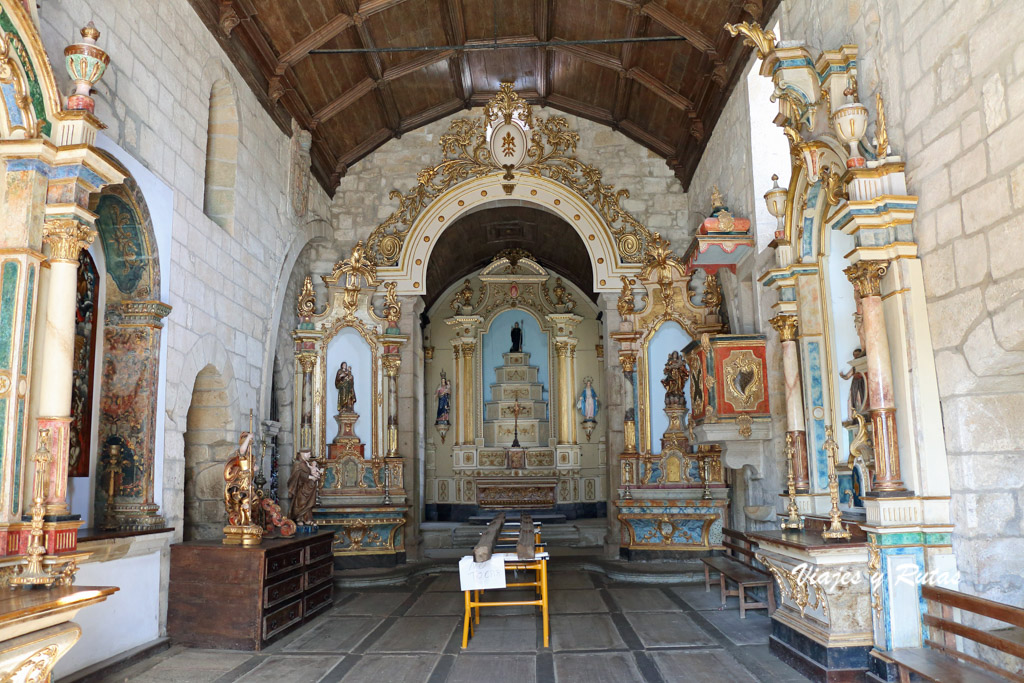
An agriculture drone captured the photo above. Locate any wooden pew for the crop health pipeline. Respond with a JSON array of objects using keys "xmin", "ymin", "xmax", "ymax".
[
  {"xmin": 888, "ymin": 585, "xmax": 1024, "ymax": 682},
  {"xmin": 700, "ymin": 528, "xmax": 775, "ymax": 618}
]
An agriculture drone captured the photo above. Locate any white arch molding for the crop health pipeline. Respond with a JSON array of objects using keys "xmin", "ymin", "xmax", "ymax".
[{"xmin": 377, "ymin": 173, "xmax": 642, "ymax": 296}]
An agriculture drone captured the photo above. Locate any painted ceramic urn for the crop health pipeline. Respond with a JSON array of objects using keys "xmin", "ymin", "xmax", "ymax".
[
  {"xmin": 832, "ymin": 102, "xmax": 869, "ymax": 167},
  {"xmin": 64, "ymin": 22, "xmax": 109, "ymax": 112},
  {"xmin": 763, "ymin": 173, "xmax": 788, "ymax": 230}
]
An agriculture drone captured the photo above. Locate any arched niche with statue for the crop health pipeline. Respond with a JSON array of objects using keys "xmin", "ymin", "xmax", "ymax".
[
  {"xmin": 612, "ymin": 225, "xmax": 771, "ymax": 558},
  {"xmin": 290, "ymin": 243, "xmax": 409, "ymax": 566}
]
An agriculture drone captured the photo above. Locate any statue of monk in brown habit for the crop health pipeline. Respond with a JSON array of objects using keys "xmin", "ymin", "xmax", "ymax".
[{"xmin": 288, "ymin": 450, "xmax": 321, "ymax": 524}]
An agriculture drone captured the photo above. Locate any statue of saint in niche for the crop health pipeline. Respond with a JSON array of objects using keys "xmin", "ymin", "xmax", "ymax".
[
  {"xmin": 435, "ymin": 370, "xmax": 451, "ymax": 424},
  {"xmin": 510, "ymin": 321, "xmax": 524, "ymax": 353},
  {"xmin": 288, "ymin": 450, "xmax": 321, "ymax": 524},
  {"xmin": 577, "ymin": 378, "xmax": 599, "ymax": 422},
  {"xmin": 661, "ymin": 350, "xmax": 689, "ymax": 409},
  {"xmin": 335, "ymin": 362, "xmax": 356, "ymax": 413}
]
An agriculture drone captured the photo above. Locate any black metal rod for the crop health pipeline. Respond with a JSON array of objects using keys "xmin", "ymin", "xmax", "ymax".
[{"xmin": 310, "ymin": 35, "xmax": 690, "ymax": 55}]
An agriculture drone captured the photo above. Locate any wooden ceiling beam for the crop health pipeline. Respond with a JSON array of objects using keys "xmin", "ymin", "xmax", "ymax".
[
  {"xmin": 382, "ymin": 49, "xmax": 456, "ymax": 82},
  {"xmin": 545, "ymin": 94, "xmax": 614, "ymax": 125},
  {"xmin": 441, "ymin": 0, "xmax": 473, "ymax": 104},
  {"xmin": 334, "ymin": 126, "xmax": 394, "ymax": 176},
  {"xmin": 617, "ymin": 119, "xmax": 674, "ymax": 157},
  {"xmin": 612, "ymin": 8, "xmax": 646, "ymax": 122},
  {"xmin": 311, "ymin": 76, "xmax": 377, "ymax": 127},
  {"xmin": 548, "ymin": 41, "xmax": 624, "ymax": 73},
  {"xmin": 628, "ymin": 67, "xmax": 694, "ymax": 111},
  {"xmin": 340, "ymin": 0, "xmax": 402, "ymax": 133},
  {"xmin": 535, "ymin": 0, "xmax": 551, "ymax": 100},
  {"xmin": 639, "ymin": 4, "xmax": 717, "ymax": 54},
  {"xmin": 276, "ymin": 12, "xmax": 354, "ymax": 70},
  {"xmin": 400, "ymin": 97, "xmax": 464, "ymax": 132}
]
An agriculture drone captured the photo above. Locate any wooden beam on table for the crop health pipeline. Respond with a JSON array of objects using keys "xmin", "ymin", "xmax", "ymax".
[
  {"xmin": 516, "ymin": 514, "xmax": 535, "ymax": 560},
  {"xmin": 473, "ymin": 513, "xmax": 506, "ymax": 563}
]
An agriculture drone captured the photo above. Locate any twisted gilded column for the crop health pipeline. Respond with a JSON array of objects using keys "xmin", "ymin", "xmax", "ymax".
[
  {"xmin": 769, "ymin": 314, "xmax": 810, "ymax": 492},
  {"xmin": 35, "ymin": 218, "xmax": 95, "ymax": 515},
  {"xmin": 844, "ymin": 260, "xmax": 905, "ymax": 494}
]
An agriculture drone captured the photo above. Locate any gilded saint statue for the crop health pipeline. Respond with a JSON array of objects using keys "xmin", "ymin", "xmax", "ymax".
[
  {"xmin": 335, "ymin": 362, "xmax": 356, "ymax": 414},
  {"xmin": 224, "ymin": 432, "xmax": 256, "ymax": 527},
  {"xmin": 510, "ymin": 321, "xmax": 524, "ymax": 353},
  {"xmin": 661, "ymin": 350, "xmax": 689, "ymax": 409},
  {"xmin": 288, "ymin": 450, "xmax": 321, "ymax": 525}
]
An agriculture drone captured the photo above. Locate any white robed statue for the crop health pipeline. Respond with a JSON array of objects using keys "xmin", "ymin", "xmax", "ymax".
[{"xmin": 577, "ymin": 378, "xmax": 599, "ymax": 441}]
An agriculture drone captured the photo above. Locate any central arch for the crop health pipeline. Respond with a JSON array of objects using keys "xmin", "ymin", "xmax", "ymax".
[{"xmin": 377, "ymin": 174, "xmax": 642, "ymax": 296}]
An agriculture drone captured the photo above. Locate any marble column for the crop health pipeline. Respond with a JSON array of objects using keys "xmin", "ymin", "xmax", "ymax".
[
  {"xmin": 36, "ymin": 219, "xmax": 96, "ymax": 516},
  {"xmin": 769, "ymin": 314, "xmax": 810, "ymax": 492},
  {"xmin": 296, "ymin": 354, "xmax": 316, "ymax": 452},
  {"xmin": 620, "ymin": 352, "xmax": 638, "ymax": 455},
  {"xmin": 844, "ymin": 260, "xmax": 905, "ymax": 494}
]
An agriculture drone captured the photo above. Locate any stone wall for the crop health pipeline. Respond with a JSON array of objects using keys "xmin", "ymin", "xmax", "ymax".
[
  {"xmin": 331, "ymin": 107, "xmax": 691, "ymax": 247},
  {"xmin": 37, "ymin": 0, "xmax": 333, "ymax": 541}
]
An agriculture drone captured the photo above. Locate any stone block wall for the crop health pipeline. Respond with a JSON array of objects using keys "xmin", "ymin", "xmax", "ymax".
[{"xmin": 36, "ymin": 0, "xmax": 333, "ymax": 542}]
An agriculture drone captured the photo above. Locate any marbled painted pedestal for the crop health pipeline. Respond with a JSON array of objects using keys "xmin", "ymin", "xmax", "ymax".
[
  {"xmin": 313, "ymin": 504, "xmax": 408, "ymax": 569},
  {"xmin": 616, "ymin": 495, "xmax": 728, "ymax": 560},
  {"xmin": 748, "ymin": 530, "xmax": 873, "ymax": 683}
]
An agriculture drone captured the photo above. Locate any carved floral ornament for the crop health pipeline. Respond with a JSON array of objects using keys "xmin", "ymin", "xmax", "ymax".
[
  {"xmin": 365, "ymin": 82, "xmax": 653, "ymax": 267},
  {"xmin": 844, "ymin": 259, "xmax": 889, "ymax": 298}
]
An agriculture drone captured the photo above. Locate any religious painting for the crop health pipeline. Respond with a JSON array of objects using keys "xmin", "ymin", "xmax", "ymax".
[
  {"xmin": 69, "ymin": 250, "xmax": 99, "ymax": 477},
  {"xmin": 92, "ymin": 179, "xmax": 156, "ymax": 298}
]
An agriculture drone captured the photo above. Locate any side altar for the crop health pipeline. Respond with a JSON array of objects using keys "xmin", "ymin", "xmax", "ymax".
[
  {"xmin": 291, "ymin": 243, "xmax": 409, "ymax": 568},
  {"xmin": 611, "ymin": 210, "xmax": 770, "ymax": 557}
]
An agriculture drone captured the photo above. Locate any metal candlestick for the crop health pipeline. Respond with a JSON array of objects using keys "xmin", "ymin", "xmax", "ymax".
[
  {"xmin": 822, "ymin": 426, "xmax": 852, "ymax": 540},
  {"xmin": 701, "ymin": 456, "xmax": 713, "ymax": 500},
  {"xmin": 12, "ymin": 431, "xmax": 55, "ymax": 587},
  {"xmin": 781, "ymin": 433, "xmax": 804, "ymax": 530}
]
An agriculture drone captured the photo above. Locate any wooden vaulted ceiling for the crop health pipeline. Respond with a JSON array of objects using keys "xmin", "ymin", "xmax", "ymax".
[{"xmin": 189, "ymin": 0, "xmax": 778, "ymax": 195}]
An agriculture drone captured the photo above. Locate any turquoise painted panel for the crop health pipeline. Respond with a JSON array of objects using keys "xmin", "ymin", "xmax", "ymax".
[
  {"xmin": 95, "ymin": 193, "xmax": 147, "ymax": 294},
  {"xmin": 20, "ymin": 266, "xmax": 34, "ymax": 375},
  {"xmin": 0, "ymin": 261, "xmax": 20, "ymax": 371},
  {"xmin": 806, "ymin": 341, "xmax": 827, "ymax": 489},
  {"xmin": 12, "ymin": 399, "xmax": 24, "ymax": 511}
]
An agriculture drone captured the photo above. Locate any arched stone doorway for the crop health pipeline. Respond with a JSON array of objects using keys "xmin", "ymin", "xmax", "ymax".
[{"xmin": 183, "ymin": 364, "xmax": 236, "ymax": 540}]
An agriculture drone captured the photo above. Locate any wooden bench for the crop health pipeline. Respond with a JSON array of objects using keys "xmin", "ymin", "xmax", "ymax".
[
  {"xmin": 888, "ymin": 584, "xmax": 1024, "ymax": 682},
  {"xmin": 701, "ymin": 528, "xmax": 775, "ymax": 618},
  {"xmin": 462, "ymin": 513, "xmax": 550, "ymax": 648}
]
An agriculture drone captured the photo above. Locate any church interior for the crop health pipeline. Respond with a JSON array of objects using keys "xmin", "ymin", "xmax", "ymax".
[{"xmin": 0, "ymin": 0, "xmax": 1022, "ymax": 681}]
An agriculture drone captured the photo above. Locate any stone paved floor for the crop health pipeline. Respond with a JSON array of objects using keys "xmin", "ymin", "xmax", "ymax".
[{"xmin": 98, "ymin": 568, "xmax": 810, "ymax": 683}]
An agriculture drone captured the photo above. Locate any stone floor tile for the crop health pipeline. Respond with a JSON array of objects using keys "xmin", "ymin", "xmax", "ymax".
[
  {"xmin": 550, "ymin": 614, "xmax": 627, "ymax": 651},
  {"xmin": 339, "ymin": 654, "xmax": 440, "ymax": 682},
  {"xmin": 447, "ymin": 654, "xmax": 536, "ymax": 683},
  {"xmin": 366, "ymin": 616, "xmax": 460, "ymax": 653},
  {"xmin": 625, "ymin": 611, "xmax": 717, "ymax": 648},
  {"xmin": 331, "ymin": 591, "xmax": 410, "ymax": 616},
  {"xmin": 670, "ymin": 584, "xmax": 738, "ymax": 611},
  {"xmin": 115, "ymin": 649, "xmax": 254, "ymax": 683},
  {"xmin": 650, "ymin": 650, "xmax": 760, "ymax": 682},
  {"xmin": 553, "ymin": 652, "xmax": 642, "ymax": 683},
  {"xmin": 482, "ymin": 589, "xmax": 540, "ymax": 615},
  {"xmin": 406, "ymin": 591, "xmax": 466, "ymax": 616},
  {"xmin": 463, "ymin": 615, "xmax": 538, "ymax": 652},
  {"xmin": 283, "ymin": 616, "xmax": 381, "ymax": 652},
  {"xmin": 699, "ymin": 609, "xmax": 772, "ymax": 645},
  {"xmin": 549, "ymin": 589, "xmax": 609, "ymax": 614},
  {"xmin": 426, "ymin": 573, "xmax": 462, "ymax": 592},
  {"xmin": 547, "ymin": 572, "xmax": 596, "ymax": 590},
  {"xmin": 235, "ymin": 655, "xmax": 342, "ymax": 682},
  {"xmin": 607, "ymin": 587, "xmax": 678, "ymax": 612}
]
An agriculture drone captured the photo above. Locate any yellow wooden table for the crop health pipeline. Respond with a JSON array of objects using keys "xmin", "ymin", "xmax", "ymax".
[{"xmin": 462, "ymin": 550, "xmax": 550, "ymax": 648}]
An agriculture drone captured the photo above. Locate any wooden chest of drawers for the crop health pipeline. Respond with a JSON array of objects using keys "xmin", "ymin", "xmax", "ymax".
[{"xmin": 168, "ymin": 531, "xmax": 335, "ymax": 650}]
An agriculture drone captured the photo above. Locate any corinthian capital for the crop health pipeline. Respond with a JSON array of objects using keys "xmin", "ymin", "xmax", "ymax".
[
  {"xmin": 43, "ymin": 219, "xmax": 95, "ymax": 263},
  {"xmin": 843, "ymin": 260, "xmax": 889, "ymax": 298},
  {"xmin": 769, "ymin": 314, "xmax": 799, "ymax": 342}
]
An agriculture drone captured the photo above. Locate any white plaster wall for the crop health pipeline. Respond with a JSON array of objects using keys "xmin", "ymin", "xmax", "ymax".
[{"xmin": 52, "ymin": 551, "xmax": 162, "ymax": 678}]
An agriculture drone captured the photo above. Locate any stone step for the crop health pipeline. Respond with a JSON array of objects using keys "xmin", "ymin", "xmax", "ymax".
[{"xmin": 468, "ymin": 512, "xmax": 568, "ymax": 525}]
